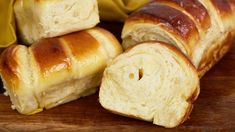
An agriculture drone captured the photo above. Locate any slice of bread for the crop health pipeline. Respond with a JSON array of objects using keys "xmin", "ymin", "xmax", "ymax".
[{"xmin": 99, "ymin": 42, "xmax": 200, "ymax": 128}]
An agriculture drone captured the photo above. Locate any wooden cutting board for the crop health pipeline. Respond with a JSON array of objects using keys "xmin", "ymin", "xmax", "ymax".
[{"xmin": 0, "ymin": 23, "xmax": 234, "ymax": 132}]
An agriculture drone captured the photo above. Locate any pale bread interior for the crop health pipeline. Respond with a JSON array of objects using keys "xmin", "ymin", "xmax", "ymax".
[
  {"xmin": 14, "ymin": 0, "xmax": 99, "ymax": 44},
  {"xmin": 122, "ymin": 23, "xmax": 188, "ymax": 55},
  {"xmin": 99, "ymin": 43, "xmax": 199, "ymax": 128}
]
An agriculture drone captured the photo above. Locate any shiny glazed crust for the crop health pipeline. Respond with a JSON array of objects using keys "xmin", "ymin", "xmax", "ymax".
[
  {"xmin": 122, "ymin": 0, "xmax": 235, "ymax": 76},
  {"xmin": 123, "ymin": 1, "xmax": 200, "ymax": 56},
  {"xmin": 118, "ymin": 0, "xmax": 235, "ymax": 128},
  {"xmin": 0, "ymin": 27, "xmax": 123, "ymax": 115}
]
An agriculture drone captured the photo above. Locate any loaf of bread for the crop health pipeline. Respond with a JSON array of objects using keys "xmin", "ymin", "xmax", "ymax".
[
  {"xmin": 0, "ymin": 27, "xmax": 122, "ymax": 115},
  {"xmin": 122, "ymin": 0, "xmax": 235, "ymax": 77},
  {"xmin": 99, "ymin": 42, "xmax": 200, "ymax": 128},
  {"xmin": 99, "ymin": 0, "xmax": 235, "ymax": 128},
  {"xmin": 14, "ymin": 0, "xmax": 99, "ymax": 44}
]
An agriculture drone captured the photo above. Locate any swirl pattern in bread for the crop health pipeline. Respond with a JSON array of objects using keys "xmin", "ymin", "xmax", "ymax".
[
  {"xmin": 99, "ymin": 42, "xmax": 199, "ymax": 128},
  {"xmin": 122, "ymin": 0, "xmax": 235, "ymax": 77}
]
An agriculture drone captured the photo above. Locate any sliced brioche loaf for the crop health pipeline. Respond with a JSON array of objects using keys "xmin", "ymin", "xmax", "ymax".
[{"xmin": 99, "ymin": 42, "xmax": 199, "ymax": 128}]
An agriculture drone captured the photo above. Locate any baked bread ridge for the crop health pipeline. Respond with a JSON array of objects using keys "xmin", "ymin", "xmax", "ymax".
[
  {"xmin": 195, "ymin": 0, "xmax": 235, "ymax": 76},
  {"xmin": 198, "ymin": 32, "xmax": 234, "ymax": 77},
  {"xmin": 99, "ymin": 41, "xmax": 200, "ymax": 128},
  {"xmin": 121, "ymin": 0, "xmax": 235, "ymax": 77},
  {"xmin": 14, "ymin": 0, "xmax": 99, "ymax": 44},
  {"xmin": 0, "ymin": 27, "xmax": 123, "ymax": 115},
  {"xmin": 122, "ymin": 1, "xmax": 200, "ymax": 57}
]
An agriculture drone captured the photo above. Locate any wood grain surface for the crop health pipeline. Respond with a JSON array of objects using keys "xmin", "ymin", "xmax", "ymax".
[{"xmin": 0, "ymin": 23, "xmax": 234, "ymax": 132}]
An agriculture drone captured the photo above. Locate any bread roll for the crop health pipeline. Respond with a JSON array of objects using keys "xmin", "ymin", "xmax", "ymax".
[
  {"xmin": 14, "ymin": 0, "xmax": 99, "ymax": 44},
  {"xmin": 122, "ymin": 0, "xmax": 235, "ymax": 77},
  {"xmin": 99, "ymin": 42, "xmax": 199, "ymax": 128},
  {"xmin": 0, "ymin": 27, "xmax": 122, "ymax": 115}
]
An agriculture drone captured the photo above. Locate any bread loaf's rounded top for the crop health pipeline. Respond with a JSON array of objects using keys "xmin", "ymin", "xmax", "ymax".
[
  {"xmin": 0, "ymin": 45, "xmax": 19, "ymax": 82},
  {"xmin": 211, "ymin": 0, "xmax": 232, "ymax": 17},
  {"xmin": 30, "ymin": 38, "xmax": 72, "ymax": 76},
  {"xmin": 154, "ymin": 0, "xmax": 211, "ymax": 31},
  {"xmin": 127, "ymin": 2, "xmax": 199, "ymax": 42},
  {"xmin": 61, "ymin": 31, "xmax": 100, "ymax": 60}
]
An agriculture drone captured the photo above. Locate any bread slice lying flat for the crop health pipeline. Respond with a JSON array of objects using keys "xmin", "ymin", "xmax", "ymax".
[
  {"xmin": 14, "ymin": 0, "xmax": 99, "ymax": 44},
  {"xmin": 99, "ymin": 42, "xmax": 200, "ymax": 128}
]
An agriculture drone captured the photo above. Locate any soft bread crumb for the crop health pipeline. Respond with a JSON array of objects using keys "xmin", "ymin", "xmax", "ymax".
[
  {"xmin": 14, "ymin": 0, "xmax": 99, "ymax": 44},
  {"xmin": 99, "ymin": 42, "xmax": 199, "ymax": 128}
]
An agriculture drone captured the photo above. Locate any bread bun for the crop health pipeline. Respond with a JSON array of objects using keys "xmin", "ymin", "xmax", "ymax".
[
  {"xmin": 14, "ymin": 0, "xmax": 99, "ymax": 44},
  {"xmin": 0, "ymin": 27, "xmax": 122, "ymax": 115}
]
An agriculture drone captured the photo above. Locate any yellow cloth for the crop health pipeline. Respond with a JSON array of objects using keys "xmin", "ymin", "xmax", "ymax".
[
  {"xmin": 98, "ymin": 0, "xmax": 150, "ymax": 22},
  {"xmin": 0, "ymin": 0, "xmax": 16, "ymax": 47}
]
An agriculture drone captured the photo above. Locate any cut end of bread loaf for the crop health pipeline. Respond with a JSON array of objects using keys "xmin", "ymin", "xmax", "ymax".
[
  {"xmin": 99, "ymin": 42, "xmax": 200, "ymax": 128},
  {"xmin": 14, "ymin": 0, "xmax": 99, "ymax": 44}
]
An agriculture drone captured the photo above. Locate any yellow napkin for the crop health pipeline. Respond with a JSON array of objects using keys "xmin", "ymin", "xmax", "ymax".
[
  {"xmin": 98, "ymin": 0, "xmax": 150, "ymax": 22},
  {"xmin": 0, "ymin": 0, "xmax": 16, "ymax": 47}
]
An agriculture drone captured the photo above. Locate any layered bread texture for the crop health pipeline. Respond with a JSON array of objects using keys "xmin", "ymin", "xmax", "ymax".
[
  {"xmin": 99, "ymin": 42, "xmax": 199, "ymax": 128},
  {"xmin": 122, "ymin": 0, "xmax": 235, "ymax": 77},
  {"xmin": 14, "ymin": 0, "xmax": 100, "ymax": 44}
]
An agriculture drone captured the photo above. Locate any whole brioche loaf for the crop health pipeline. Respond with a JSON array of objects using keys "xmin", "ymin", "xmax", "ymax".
[
  {"xmin": 0, "ymin": 27, "xmax": 122, "ymax": 115},
  {"xmin": 99, "ymin": 42, "xmax": 200, "ymax": 128},
  {"xmin": 14, "ymin": 0, "xmax": 100, "ymax": 44},
  {"xmin": 122, "ymin": 0, "xmax": 235, "ymax": 77}
]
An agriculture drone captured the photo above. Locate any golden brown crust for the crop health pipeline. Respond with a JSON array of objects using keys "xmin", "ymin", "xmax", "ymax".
[
  {"xmin": 179, "ymin": 104, "xmax": 193, "ymax": 126},
  {"xmin": 127, "ymin": 1, "xmax": 199, "ymax": 43},
  {"xmin": 0, "ymin": 27, "xmax": 122, "ymax": 114},
  {"xmin": 228, "ymin": 0, "xmax": 235, "ymax": 9},
  {"xmin": 91, "ymin": 27, "xmax": 123, "ymax": 54},
  {"xmin": 180, "ymin": 85, "xmax": 200, "ymax": 124},
  {"xmin": 61, "ymin": 31, "xmax": 100, "ymax": 60},
  {"xmin": 211, "ymin": 0, "xmax": 232, "ymax": 18},
  {"xmin": 154, "ymin": 0, "xmax": 211, "ymax": 31},
  {"xmin": 228, "ymin": 0, "xmax": 235, "ymax": 8},
  {"xmin": 124, "ymin": 0, "xmax": 235, "ymax": 77},
  {"xmin": 0, "ymin": 45, "xmax": 20, "ymax": 88},
  {"xmin": 30, "ymin": 38, "xmax": 72, "ymax": 76},
  {"xmin": 198, "ymin": 33, "xmax": 234, "ymax": 77}
]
